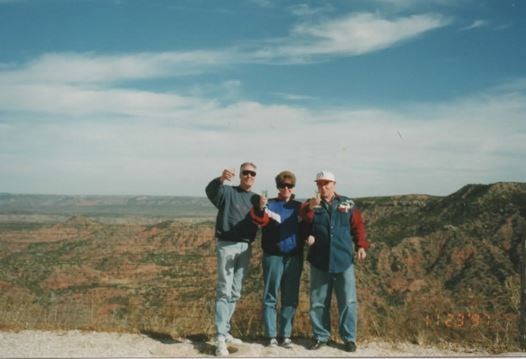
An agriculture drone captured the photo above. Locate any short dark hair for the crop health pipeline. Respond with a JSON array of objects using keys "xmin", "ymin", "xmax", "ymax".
[{"xmin": 275, "ymin": 170, "xmax": 296, "ymax": 186}]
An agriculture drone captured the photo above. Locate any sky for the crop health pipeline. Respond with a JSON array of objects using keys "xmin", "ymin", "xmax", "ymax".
[{"xmin": 0, "ymin": 0, "xmax": 525, "ymax": 199}]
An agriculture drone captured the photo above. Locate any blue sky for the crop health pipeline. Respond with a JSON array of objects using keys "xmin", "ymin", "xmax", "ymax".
[{"xmin": 0, "ymin": 0, "xmax": 525, "ymax": 198}]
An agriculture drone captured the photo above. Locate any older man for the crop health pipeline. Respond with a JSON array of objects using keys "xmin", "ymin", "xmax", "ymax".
[
  {"xmin": 205, "ymin": 162, "xmax": 259, "ymax": 356},
  {"xmin": 300, "ymin": 170, "xmax": 369, "ymax": 353}
]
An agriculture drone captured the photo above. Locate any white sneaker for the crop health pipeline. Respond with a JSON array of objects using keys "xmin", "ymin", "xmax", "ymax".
[
  {"xmin": 225, "ymin": 333, "xmax": 242, "ymax": 344},
  {"xmin": 215, "ymin": 338, "xmax": 229, "ymax": 356},
  {"xmin": 282, "ymin": 337, "xmax": 293, "ymax": 348},
  {"xmin": 268, "ymin": 338, "xmax": 278, "ymax": 347}
]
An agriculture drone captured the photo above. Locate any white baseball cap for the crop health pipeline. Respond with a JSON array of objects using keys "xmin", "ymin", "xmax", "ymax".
[{"xmin": 315, "ymin": 170, "xmax": 336, "ymax": 182}]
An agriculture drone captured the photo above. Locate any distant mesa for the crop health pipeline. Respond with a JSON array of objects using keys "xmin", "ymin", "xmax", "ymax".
[
  {"xmin": 449, "ymin": 182, "xmax": 526, "ymax": 200},
  {"xmin": 61, "ymin": 215, "xmax": 102, "ymax": 228}
]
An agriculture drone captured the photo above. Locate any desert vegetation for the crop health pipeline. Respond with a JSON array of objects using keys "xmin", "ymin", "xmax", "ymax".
[{"xmin": 0, "ymin": 182, "xmax": 525, "ymax": 353}]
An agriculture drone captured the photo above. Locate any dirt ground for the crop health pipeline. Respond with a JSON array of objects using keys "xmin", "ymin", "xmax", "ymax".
[{"xmin": 0, "ymin": 329, "xmax": 507, "ymax": 358}]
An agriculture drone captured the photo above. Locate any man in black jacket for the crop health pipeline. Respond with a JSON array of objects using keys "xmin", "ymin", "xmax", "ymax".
[{"xmin": 205, "ymin": 162, "xmax": 259, "ymax": 356}]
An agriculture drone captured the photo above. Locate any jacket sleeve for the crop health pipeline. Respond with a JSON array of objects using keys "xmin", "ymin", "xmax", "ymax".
[
  {"xmin": 350, "ymin": 208, "xmax": 369, "ymax": 250},
  {"xmin": 205, "ymin": 178, "xmax": 225, "ymax": 209},
  {"xmin": 299, "ymin": 201, "xmax": 315, "ymax": 223},
  {"xmin": 249, "ymin": 207, "xmax": 270, "ymax": 227}
]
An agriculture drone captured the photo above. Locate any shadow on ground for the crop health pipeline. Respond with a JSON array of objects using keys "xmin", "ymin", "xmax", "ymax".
[{"xmin": 139, "ymin": 329, "xmax": 180, "ymax": 344}]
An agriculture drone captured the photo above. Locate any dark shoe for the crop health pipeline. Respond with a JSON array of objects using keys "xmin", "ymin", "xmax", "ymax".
[
  {"xmin": 345, "ymin": 341, "xmax": 357, "ymax": 352},
  {"xmin": 309, "ymin": 340, "xmax": 327, "ymax": 350}
]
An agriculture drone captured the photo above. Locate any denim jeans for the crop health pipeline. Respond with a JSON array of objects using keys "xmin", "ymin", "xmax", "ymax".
[
  {"xmin": 215, "ymin": 240, "xmax": 252, "ymax": 338},
  {"xmin": 262, "ymin": 253, "xmax": 302, "ymax": 338},
  {"xmin": 309, "ymin": 264, "xmax": 357, "ymax": 342}
]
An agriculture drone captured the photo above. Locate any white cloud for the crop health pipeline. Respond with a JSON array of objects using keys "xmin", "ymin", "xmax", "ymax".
[
  {"xmin": 371, "ymin": 0, "xmax": 466, "ymax": 11},
  {"xmin": 272, "ymin": 92, "xmax": 319, "ymax": 101},
  {"xmin": 1, "ymin": 10, "xmax": 520, "ymax": 197},
  {"xmin": 250, "ymin": 13, "xmax": 450, "ymax": 62},
  {"xmin": 0, "ymin": 84, "xmax": 216, "ymax": 118},
  {"xmin": 1, "ymin": 79, "xmax": 524, "ymax": 197},
  {"xmin": 460, "ymin": 19, "xmax": 489, "ymax": 31},
  {"xmin": 370, "ymin": 0, "xmax": 425, "ymax": 10},
  {"xmin": 0, "ymin": 51, "xmax": 234, "ymax": 85},
  {"xmin": 491, "ymin": 77, "xmax": 526, "ymax": 92},
  {"xmin": 0, "ymin": 12, "xmax": 451, "ymax": 88}
]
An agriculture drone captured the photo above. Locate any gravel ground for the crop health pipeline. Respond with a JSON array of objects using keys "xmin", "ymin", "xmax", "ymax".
[{"xmin": 0, "ymin": 329, "xmax": 510, "ymax": 358}]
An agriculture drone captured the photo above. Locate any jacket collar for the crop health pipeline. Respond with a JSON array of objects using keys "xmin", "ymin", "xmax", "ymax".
[
  {"xmin": 323, "ymin": 192, "xmax": 340, "ymax": 204},
  {"xmin": 277, "ymin": 193, "xmax": 295, "ymax": 201}
]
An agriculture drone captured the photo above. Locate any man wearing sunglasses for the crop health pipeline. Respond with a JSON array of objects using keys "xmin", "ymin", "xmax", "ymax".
[
  {"xmin": 250, "ymin": 170, "xmax": 304, "ymax": 349},
  {"xmin": 300, "ymin": 170, "xmax": 369, "ymax": 353},
  {"xmin": 206, "ymin": 162, "xmax": 259, "ymax": 356}
]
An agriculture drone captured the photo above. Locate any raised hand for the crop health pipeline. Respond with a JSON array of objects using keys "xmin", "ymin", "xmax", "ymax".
[
  {"xmin": 259, "ymin": 191, "xmax": 268, "ymax": 210},
  {"xmin": 220, "ymin": 168, "xmax": 236, "ymax": 183}
]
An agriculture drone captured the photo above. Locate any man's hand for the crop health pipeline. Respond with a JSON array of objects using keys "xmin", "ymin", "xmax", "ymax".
[
  {"xmin": 259, "ymin": 195, "xmax": 268, "ymax": 210},
  {"xmin": 306, "ymin": 235, "xmax": 315, "ymax": 247},
  {"xmin": 357, "ymin": 247, "xmax": 367, "ymax": 261},
  {"xmin": 220, "ymin": 168, "xmax": 235, "ymax": 183},
  {"xmin": 308, "ymin": 196, "xmax": 321, "ymax": 210}
]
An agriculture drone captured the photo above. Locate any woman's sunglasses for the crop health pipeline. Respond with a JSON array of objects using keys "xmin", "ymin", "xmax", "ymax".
[{"xmin": 277, "ymin": 183, "xmax": 294, "ymax": 189}]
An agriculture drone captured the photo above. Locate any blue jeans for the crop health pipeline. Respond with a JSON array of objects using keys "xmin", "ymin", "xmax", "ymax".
[
  {"xmin": 215, "ymin": 240, "xmax": 252, "ymax": 338},
  {"xmin": 262, "ymin": 254, "xmax": 302, "ymax": 338},
  {"xmin": 309, "ymin": 264, "xmax": 357, "ymax": 342}
]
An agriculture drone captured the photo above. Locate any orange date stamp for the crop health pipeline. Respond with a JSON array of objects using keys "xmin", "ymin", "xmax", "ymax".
[{"xmin": 425, "ymin": 312, "xmax": 491, "ymax": 328}]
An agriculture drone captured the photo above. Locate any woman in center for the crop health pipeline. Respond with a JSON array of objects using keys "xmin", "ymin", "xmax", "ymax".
[{"xmin": 250, "ymin": 170, "xmax": 305, "ymax": 348}]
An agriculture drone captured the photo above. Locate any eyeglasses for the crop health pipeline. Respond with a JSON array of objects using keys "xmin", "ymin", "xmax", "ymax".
[
  {"xmin": 241, "ymin": 170, "xmax": 257, "ymax": 177},
  {"xmin": 278, "ymin": 183, "xmax": 294, "ymax": 189}
]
